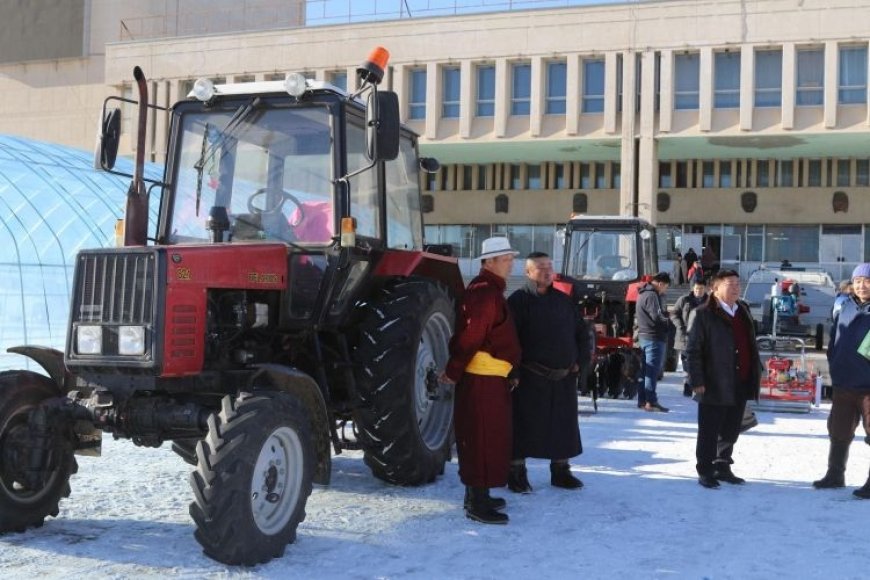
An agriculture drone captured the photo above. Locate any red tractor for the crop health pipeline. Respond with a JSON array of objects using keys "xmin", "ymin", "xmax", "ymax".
[
  {"xmin": 554, "ymin": 215, "xmax": 660, "ymax": 406},
  {"xmin": 0, "ymin": 48, "xmax": 462, "ymax": 565}
]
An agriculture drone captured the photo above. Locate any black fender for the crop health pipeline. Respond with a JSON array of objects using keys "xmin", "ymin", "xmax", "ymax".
[
  {"xmin": 248, "ymin": 364, "xmax": 331, "ymax": 485},
  {"xmin": 6, "ymin": 346, "xmax": 69, "ymax": 393}
]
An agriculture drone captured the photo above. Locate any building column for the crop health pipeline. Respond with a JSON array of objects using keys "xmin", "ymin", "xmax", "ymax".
[
  {"xmin": 425, "ymin": 61, "xmax": 438, "ymax": 140},
  {"xmin": 605, "ymin": 51, "xmax": 620, "ymax": 134},
  {"xmin": 659, "ymin": 49, "xmax": 673, "ymax": 133},
  {"xmin": 495, "ymin": 58, "xmax": 509, "ymax": 138},
  {"xmin": 824, "ymin": 41, "xmax": 838, "ymax": 129},
  {"xmin": 530, "ymin": 56, "xmax": 544, "ymax": 137},
  {"xmin": 620, "ymin": 51, "xmax": 637, "ymax": 217},
  {"xmin": 782, "ymin": 43, "xmax": 796, "ymax": 130},
  {"xmin": 393, "ymin": 66, "xmax": 407, "ymax": 120},
  {"xmin": 566, "ymin": 54, "xmax": 580, "ymax": 135},
  {"xmin": 699, "ymin": 47, "xmax": 713, "ymax": 131},
  {"xmin": 459, "ymin": 60, "xmax": 473, "ymax": 139},
  {"xmin": 740, "ymin": 44, "xmax": 754, "ymax": 131},
  {"xmin": 638, "ymin": 136, "xmax": 657, "ymax": 224}
]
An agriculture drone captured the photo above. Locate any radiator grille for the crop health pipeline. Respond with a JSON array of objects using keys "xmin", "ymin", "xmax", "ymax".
[{"xmin": 75, "ymin": 252, "xmax": 156, "ymax": 325}]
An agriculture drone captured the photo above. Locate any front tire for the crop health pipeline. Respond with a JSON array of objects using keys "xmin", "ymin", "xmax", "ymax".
[
  {"xmin": 189, "ymin": 392, "xmax": 314, "ymax": 566},
  {"xmin": 353, "ymin": 278, "xmax": 455, "ymax": 485},
  {"xmin": 0, "ymin": 370, "xmax": 77, "ymax": 534}
]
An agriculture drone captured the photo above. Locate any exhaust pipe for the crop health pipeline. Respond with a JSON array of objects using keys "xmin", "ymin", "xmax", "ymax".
[{"xmin": 124, "ymin": 66, "xmax": 149, "ymax": 246}]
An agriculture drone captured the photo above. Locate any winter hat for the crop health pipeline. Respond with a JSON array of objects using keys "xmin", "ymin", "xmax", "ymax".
[
  {"xmin": 478, "ymin": 237, "xmax": 519, "ymax": 261},
  {"xmin": 852, "ymin": 263, "xmax": 870, "ymax": 281}
]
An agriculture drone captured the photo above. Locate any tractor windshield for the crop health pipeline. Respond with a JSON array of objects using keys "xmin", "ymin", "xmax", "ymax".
[
  {"xmin": 168, "ymin": 104, "xmax": 334, "ymax": 245},
  {"xmin": 565, "ymin": 228, "xmax": 639, "ymax": 282}
]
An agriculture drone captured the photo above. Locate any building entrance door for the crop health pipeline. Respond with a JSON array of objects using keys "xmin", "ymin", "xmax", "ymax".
[{"xmin": 820, "ymin": 225, "xmax": 862, "ymax": 281}]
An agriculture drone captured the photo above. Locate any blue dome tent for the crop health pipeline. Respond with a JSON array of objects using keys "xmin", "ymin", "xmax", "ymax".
[{"xmin": 0, "ymin": 135, "xmax": 160, "ymax": 372}]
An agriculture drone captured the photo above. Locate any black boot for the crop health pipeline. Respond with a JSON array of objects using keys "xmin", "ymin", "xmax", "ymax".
[
  {"xmin": 713, "ymin": 462, "xmax": 746, "ymax": 485},
  {"xmin": 464, "ymin": 486, "xmax": 506, "ymax": 511},
  {"xmin": 813, "ymin": 441, "xmax": 849, "ymax": 489},
  {"xmin": 853, "ymin": 467, "xmax": 870, "ymax": 499},
  {"xmin": 465, "ymin": 487, "xmax": 508, "ymax": 524},
  {"xmin": 550, "ymin": 462, "xmax": 584, "ymax": 489},
  {"xmin": 507, "ymin": 464, "xmax": 533, "ymax": 494},
  {"xmin": 683, "ymin": 383, "xmax": 692, "ymax": 397}
]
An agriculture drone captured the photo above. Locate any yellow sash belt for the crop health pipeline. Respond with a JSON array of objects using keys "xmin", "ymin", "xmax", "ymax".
[{"xmin": 465, "ymin": 351, "xmax": 513, "ymax": 377}]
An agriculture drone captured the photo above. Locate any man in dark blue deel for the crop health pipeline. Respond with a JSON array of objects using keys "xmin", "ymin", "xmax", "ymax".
[{"xmin": 813, "ymin": 263, "xmax": 870, "ymax": 498}]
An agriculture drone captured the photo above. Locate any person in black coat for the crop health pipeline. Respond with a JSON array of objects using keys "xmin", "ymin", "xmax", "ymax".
[
  {"xmin": 670, "ymin": 276, "xmax": 708, "ymax": 397},
  {"xmin": 506, "ymin": 252, "xmax": 592, "ymax": 493},
  {"xmin": 686, "ymin": 269, "xmax": 761, "ymax": 489},
  {"xmin": 636, "ymin": 272, "xmax": 672, "ymax": 412}
]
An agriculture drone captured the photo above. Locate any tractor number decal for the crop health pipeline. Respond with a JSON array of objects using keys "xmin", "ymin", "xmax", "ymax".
[
  {"xmin": 176, "ymin": 267, "xmax": 192, "ymax": 281},
  {"xmin": 248, "ymin": 272, "xmax": 279, "ymax": 284}
]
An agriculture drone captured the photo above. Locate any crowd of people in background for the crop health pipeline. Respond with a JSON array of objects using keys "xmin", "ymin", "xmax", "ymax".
[{"xmin": 442, "ymin": 236, "xmax": 870, "ymax": 525}]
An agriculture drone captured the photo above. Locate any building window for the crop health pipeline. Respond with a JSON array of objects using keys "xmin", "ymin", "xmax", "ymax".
[
  {"xmin": 441, "ymin": 66, "xmax": 461, "ymax": 118},
  {"xmin": 674, "ymin": 53, "xmax": 700, "ymax": 110},
  {"xmin": 495, "ymin": 194, "xmax": 509, "ymax": 213},
  {"xmin": 595, "ymin": 163, "xmax": 608, "ymax": 189},
  {"xmin": 616, "ymin": 54, "xmax": 624, "ymax": 113},
  {"xmin": 702, "ymin": 161, "xmax": 715, "ymax": 188},
  {"xmin": 807, "ymin": 160, "xmax": 822, "ymax": 186},
  {"xmin": 462, "ymin": 166, "xmax": 474, "ymax": 190},
  {"xmin": 714, "ymin": 52, "xmax": 741, "ymax": 109},
  {"xmin": 328, "ymin": 71, "xmax": 347, "ymax": 92},
  {"xmin": 426, "ymin": 167, "xmax": 441, "ymax": 191},
  {"xmin": 510, "ymin": 164, "xmax": 523, "ymax": 189},
  {"xmin": 757, "ymin": 160, "xmax": 770, "ymax": 187},
  {"xmin": 837, "ymin": 160, "xmax": 850, "ymax": 187},
  {"xmin": 765, "ymin": 225, "xmax": 819, "ymax": 262},
  {"xmin": 234, "ymin": 74, "xmax": 255, "ymax": 83},
  {"xmin": 719, "ymin": 161, "xmax": 732, "ymax": 188},
  {"xmin": 511, "ymin": 63, "xmax": 531, "ymax": 116},
  {"xmin": 676, "ymin": 161, "xmax": 689, "ymax": 188},
  {"xmin": 546, "ymin": 61, "xmax": 567, "ymax": 114},
  {"xmin": 659, "ymin": 162, "xmax": 672, "ymax": 188},
  {"xmin": 839, "ymin": 45, "xmax": 868, "ymax": 104},
  {"xmin": 554, "ymin": 163, "xmax": 566, "ymax": 188},
  {"xmin": 579, "ymin": 163, "xmax": 591, "ymax": 188},
  {"xmin": 476, "ymin": 64, "xmax": 495, "ymax": 117},
  {"xmin": 796, "ymin": 47, "xmax": 824, "ymax": 106},
  {"xmin": 777, "ymin": 160, "xmax": 794, "ymax": 187},
  {"xmin": 755, "ymin": 49, "xmax": 782, "ymax": 108},
  {"xmin": 528, "ymin": 164, "xmax": 542, "ymax": 189},
  {"xmin": 613, "ymin": 163, "xmax": 621, "ymax": 189},
  {"xmin": 573, "ymin": 193, "xmax": 588, "ymax": 213},
  {"xmin": 409, "ymin": 68, "xmax": 426, "ymax": 120},
  {"xmin": 477, "ymin": 166, "xmax": 488, "ymax": 189},
  {"xmin": 421, "ymin": 194, "xmax": 434, "ymax": 213},
  {"xmin": 857, "ymin": 159, "xmax": 870, "ymax": 186},
  {"xmin": 582, "ymin": 58, "xmax": 605, "ymax": 113}
]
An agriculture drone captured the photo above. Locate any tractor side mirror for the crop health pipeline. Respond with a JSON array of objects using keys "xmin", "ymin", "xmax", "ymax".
[
  {"xmin": 95, "ymin": 108, "xmax": 122, "ymax": 170},
  {"xmin": 366, "ymin": 90, "xmax": 399, "ymax": 162}
]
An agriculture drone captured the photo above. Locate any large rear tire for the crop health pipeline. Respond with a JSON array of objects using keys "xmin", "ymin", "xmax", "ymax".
[
  {"xmin": 353, "ymin": 278, "xmax": 455, "ymax": 485},
  {"xmin": 0, "ymin": 370, "xmax": 77, "ymax": 533},
  {"xmin": 189, "ymin": 392, "xmax": 314, "ymax": 566}
]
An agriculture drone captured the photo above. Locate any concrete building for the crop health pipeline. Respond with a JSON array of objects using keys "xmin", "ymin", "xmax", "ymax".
[{"xmin": 2, "ymin": 0, "xmax": 870, "ymax": 280}]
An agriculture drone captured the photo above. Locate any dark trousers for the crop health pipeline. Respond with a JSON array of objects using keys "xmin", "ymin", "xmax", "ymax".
[
  {"xmin": 696, "ymin": 399, "xmax": 747, "ymax": 476},
  {"xmin": 828, "ymin": 389, "xmax": 870, "ymax": 446}
]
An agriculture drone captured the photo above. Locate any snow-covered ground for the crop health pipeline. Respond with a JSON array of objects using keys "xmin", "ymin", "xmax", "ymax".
[{"xmin": 1, "ymin": 373, "xmax": 867, "ymax": 579}]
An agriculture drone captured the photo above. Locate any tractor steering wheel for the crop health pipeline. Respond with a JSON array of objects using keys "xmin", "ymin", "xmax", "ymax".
[{"xmin": 247, "ymin": 188, "xmax": 305, "ymax": 226}]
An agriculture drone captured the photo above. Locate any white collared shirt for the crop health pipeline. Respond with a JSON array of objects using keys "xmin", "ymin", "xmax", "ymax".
[{"xmin": 718, "ymin": 299, "xmax": 738, "ymax": 317}]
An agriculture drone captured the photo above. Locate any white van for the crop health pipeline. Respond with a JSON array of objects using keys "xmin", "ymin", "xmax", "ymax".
[{"xmin": 741, "ymin": 268, "xmax": 837, "ymax": 349}]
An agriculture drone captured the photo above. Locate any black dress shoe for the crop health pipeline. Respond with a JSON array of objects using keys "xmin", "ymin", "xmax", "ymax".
[
  {"xmin": 698, "ymin": 474, "xmax": 720, "ymax": 488},
  {"xmin": 508, "ymin": 464, "xmax": 533, "ymax": 494},
  {"xmin": 713, "ymin": 465, "xmax": 746, "ymax": 485},
  {"xmin": 550, "ymin": 463, "xmax": 584, "ymax": 489},
  {"xmin": 644, "ymin": 402, "xmax": 670, "ymax": 413}
]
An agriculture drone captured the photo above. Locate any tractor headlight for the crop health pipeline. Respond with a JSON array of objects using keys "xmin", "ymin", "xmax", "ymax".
[
  {"xmin": 118, "ymin": 325, "xmax": 146, "ymax": 355},
  {"xmin": 284, "ymin": 73, "xmax": 308, "ymax": 98},
  {"xmin": 77, "ymin": 325, "xmax": 103, "ymax": 355}
]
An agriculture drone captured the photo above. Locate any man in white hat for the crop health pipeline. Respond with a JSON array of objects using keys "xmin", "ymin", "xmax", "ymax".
[{"xmin": 440, "ymin": 236, "xmax": 521, "ymax": 524}]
